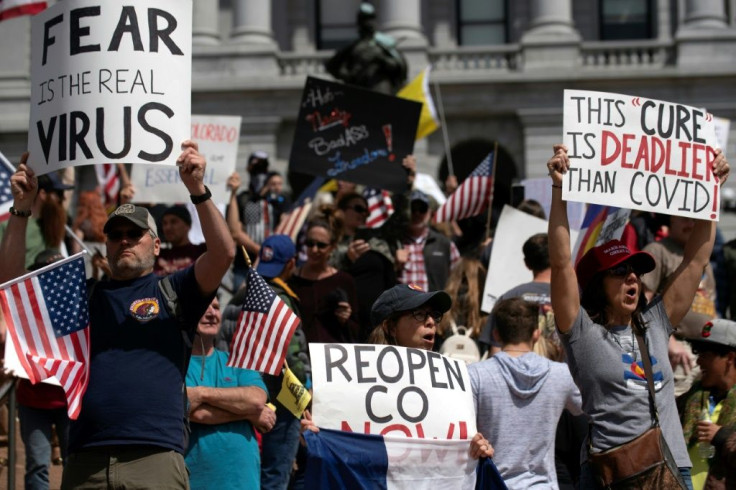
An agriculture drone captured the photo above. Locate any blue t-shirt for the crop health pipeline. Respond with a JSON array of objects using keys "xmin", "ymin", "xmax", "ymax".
[
  {"xmin": 185, "ymin": 350, "xmax": 266, "ymax": 490},
  {"xmin": 69, "ymin": 267, "xmax": 213, "ymax": 454}
]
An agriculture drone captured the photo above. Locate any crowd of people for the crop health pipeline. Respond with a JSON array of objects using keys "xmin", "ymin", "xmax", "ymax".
[{"xmin": 0, "ymin": 141, "xmax": 735, "ymax": 490}]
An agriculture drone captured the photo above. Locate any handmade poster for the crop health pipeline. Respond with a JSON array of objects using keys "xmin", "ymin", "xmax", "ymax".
[
  {"xmin": 481, "ymin": 205, "xmax": 579, "ymax": 313},
  {"xmin": 562, "ymin": 90, "xmax": 720, "ymax": 220},
  {"xmin": 290, "ymin": 77, "xmax": 421, "ymax": 193},
  {"xmin": 310, "ymin": 343, "xmax": 476, "ymax": 439},
  {"xmin": 28, "ymin": 0, "xmax": 192, "ymax": 174},
  {"xmin": 130, "ymin": 115, "xmax": 240, "ymax": 204}
]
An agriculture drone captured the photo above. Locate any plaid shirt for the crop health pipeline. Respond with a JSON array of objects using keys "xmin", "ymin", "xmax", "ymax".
[{"xmin": 399, "ymin": 229, "xmax": 460, "ymax": 292}]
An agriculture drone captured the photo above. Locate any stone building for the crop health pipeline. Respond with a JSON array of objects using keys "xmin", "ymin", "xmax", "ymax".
[{"xmin": 1, "ymin": 0, "xmax": 735, "ymax": 212}]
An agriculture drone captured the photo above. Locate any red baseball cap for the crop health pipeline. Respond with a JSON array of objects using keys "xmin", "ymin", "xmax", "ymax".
[{"xmin": 575, "ymin": 239, "xmax": 655, "ymax": 289}]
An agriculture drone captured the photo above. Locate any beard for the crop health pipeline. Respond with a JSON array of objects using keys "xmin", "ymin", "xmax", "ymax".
[{"xmin": 108, "ymin": 239, "xmax": 157, "ymax": 279}]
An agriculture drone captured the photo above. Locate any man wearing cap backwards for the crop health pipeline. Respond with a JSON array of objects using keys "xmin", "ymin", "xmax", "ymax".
[
  {"xmin": 154, "ymin": 204, "xmax": 207, "ymax": 276},
  {"xmin": 1, "ymin": 141, "xmax": 236, "ymax": 489},
  {"xmin": 678, "ymin": 319, "xmax": 736, "ymax": 489},
  {"xmin": 395, "ymin": 189, "xmax": 459, "ymax": 293},
  {"xmin": 547, "ymin": 143, "xmax": 730, "ymax": 488}
]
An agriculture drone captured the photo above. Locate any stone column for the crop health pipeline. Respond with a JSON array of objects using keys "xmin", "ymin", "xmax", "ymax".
[
  {"xmin": 193, "ymin": 0, "xmax": 220, "ymax": 45},
  {"xmin": 520, "ymin": 0, "xmax": 580, "ymax": 70},
  {"xmin": 231, "ymin": 0, "xmax": 275, "ymax": 45},
  {"xmin": 378, "ymin": 0, "xmax": 427, "ymax": 47},
  {"xmin": 676, "ymin": 0, "xmax": 736, "ymax": 66}
]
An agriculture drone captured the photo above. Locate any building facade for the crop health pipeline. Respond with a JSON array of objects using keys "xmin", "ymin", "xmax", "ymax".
[{"xmin": 1, "ymin": 0, "xmax": 735, "ymax": 211}]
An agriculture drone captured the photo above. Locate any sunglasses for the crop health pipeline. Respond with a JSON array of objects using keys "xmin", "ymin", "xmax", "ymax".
[
  {"xmin": 409, "ymin": 309, "xmax": 443, "ymax": 323},
  {"xmin": 411, "ymin": 203, "xmax": 429, "ymax": 214},
  {"xmin": 606, "ymin": 263, "xmax": 639, "ymax": 278},
  {"xmin": 107, "ymin": 228, "xmax": 146, "ymax": 242},
  {"xmin": 305, "ymin": 239, "xmax": 330, "ymax": 250},
  {"xmin": 349, "ymin": 204, "xmax": 369, "ymax": 214}
]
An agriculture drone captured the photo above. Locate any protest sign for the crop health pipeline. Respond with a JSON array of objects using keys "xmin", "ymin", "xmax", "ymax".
[
  {"xmin": 290, "ymin": 77, "xmax": 421, "ymax": 193},
  {"xmin": 563, "ymin": 90, "xmax": 720, "ymax": 220},
  {"xmin": 310, "ymin": 343, "xmax": 476, "ymax": 439},
  {"xmin": 130, "ymin": 115, "xmax": 240, "ymax": 204},
  {"xmin": 481, "ymin": 205, "xmax": 579, "ymax": 313},
  {"xmin": 713, "ymin": 116, "xmax": 730, "ymax": 155},
  {"xmin": 28, "ymin": 0, "xmax": 192, "ymax": 174}
]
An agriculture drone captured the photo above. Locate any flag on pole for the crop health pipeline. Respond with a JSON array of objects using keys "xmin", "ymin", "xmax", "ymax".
[
  {"xmin": 434, "ymin": 152, "xmax": 494, "ymax": 223},
  {"xmin": 228, "ymin": 267, "xmax": 300, "ymax": 375},
  {"xmin": 276, "ymin": 364, "xmax": 312, "ymax": 418},
  {"xmin": 363, "ymin": 187, "xmax": 394, "ymax": 228},
  {"xmin": 0, "ymin": 0, "xmax": 45, "ymax": 21},
  {"xmin": 95, "ymin": 164, "xmax": 120, "ymax": 211},
  {"xmin": 275, "ymin": 176, "xmax": 324, "ymax": 240},
  {"xmin": 397, "ymin": 67, "xmax": 440, "ymax": 140},
  {"xmin": 0, "ymin": 254, "xmax": 90, "ymax": 419},
  {"xmin": 0, "ymin": 154, "xmax": 14, "ymax": 223}
]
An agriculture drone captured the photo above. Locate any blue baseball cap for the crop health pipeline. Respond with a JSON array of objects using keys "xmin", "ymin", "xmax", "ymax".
[
  {"xmin": 257, "ymin": 235, "xmax": 296, "ymax": 279},
  {"xmin": 370, "ymin": 284, "xmax": 451, "ymax": 327}
]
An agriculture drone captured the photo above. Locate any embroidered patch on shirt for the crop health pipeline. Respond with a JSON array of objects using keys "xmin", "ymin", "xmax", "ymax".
[{"xmin": 130, "ymin": 298, "xmax": 160, "ymax": 323}]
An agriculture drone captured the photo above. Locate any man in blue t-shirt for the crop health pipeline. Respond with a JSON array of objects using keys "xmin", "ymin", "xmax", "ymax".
[
  {"xmin": 185, "ymin": 296, "xmax": 273, "ymax": 490},
  {"xmin": 0, "ymin": 141, "xmax": 236, "ymax": 490}
]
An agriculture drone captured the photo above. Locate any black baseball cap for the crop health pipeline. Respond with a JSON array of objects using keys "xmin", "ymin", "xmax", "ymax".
[{"xmin": 370, "ymin": 284, "xmax": 451, "ymax": 326}]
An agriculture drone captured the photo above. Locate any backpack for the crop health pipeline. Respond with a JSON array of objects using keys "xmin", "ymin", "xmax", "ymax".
[{"xmin": 439, "ymin": 320, "xmax": 480, "ymax": 364}]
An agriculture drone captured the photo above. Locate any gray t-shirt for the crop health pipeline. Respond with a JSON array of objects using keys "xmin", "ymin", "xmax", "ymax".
[{"xmin": 560, "ymin": 297, "xmax": 690, "ymax": 468}]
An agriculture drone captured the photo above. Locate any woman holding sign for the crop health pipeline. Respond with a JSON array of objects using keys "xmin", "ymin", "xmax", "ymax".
[{"xmin": 547, "ymin": 144, "xmax": 729, "ymax": 489}]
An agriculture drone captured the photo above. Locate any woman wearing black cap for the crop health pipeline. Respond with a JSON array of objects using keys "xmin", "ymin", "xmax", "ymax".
[{"xmin": 547, "ymin": 143, "xmax": 730, "ymax": 489}]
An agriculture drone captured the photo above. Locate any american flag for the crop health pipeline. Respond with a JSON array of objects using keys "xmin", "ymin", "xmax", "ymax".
[
  {"xmin": 0, "ymin": 155, "xmax": 13, "ymax": 222},
  {"xmin": 434, "ymin": 152, "xmax": 494, "ymax": 223},
  {"xmin": 227, "ymin": 267, "xmax": 300, "ymax": 375},
  {"xmin": 363, "ymin": 187, "xmax": 394, "ymax": 228},
  {"xmin": 95, "ymin": 164, "xmax": 120, "ymax": 211},
  {"xmin": 0, "ymin": 254, "xmax": 90, "ymax": 419},
  {"xmin": 0, "ymin": 0, "xmax": 46, "ymax": 21},
  {"xmin": 274, "ymin": 176, "xmax": 324, "ymax": 240}
]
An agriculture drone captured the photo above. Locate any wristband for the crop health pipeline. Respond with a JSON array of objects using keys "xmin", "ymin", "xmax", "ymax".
[
  {"xmin": 190, "ymin": 186, "xmax": 212, "ymax": 205},
  {"xmin": 9, "ymin": 206, "xmax": 32, "ymax": 218},
  {"xmin": 551, "ymin": 184, "xmax": 562, "ymax": 189}
]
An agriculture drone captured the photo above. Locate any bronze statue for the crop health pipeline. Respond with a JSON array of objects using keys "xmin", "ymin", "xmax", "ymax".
[{"xmin": 325, "ymin": 3, "xmax": 408, "ymax": 95}]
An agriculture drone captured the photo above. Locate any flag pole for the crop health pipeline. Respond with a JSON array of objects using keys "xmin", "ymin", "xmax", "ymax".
[
  {"xmin": 432, "ymin": 74, "xmax": 454, "ymax": 177},
  {"xmin": 241, "ymin": 245, "xmax": 252, "ymax": 268},
  {"xmin": 484, "ymin": 142, "xmax": 499, "ymax": 240}
]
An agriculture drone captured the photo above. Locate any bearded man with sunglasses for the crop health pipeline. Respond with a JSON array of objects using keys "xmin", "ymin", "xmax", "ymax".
[{"xmin": 1, "ymin": 141, "xmax": 236, "ymax": 490}]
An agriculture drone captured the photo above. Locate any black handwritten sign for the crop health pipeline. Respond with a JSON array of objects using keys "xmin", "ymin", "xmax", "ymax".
[
  {"xmin": 289, "ymin": 77, "xmax": 421, "ymax": 193},
  {"xmin": 562, "ymin": 89, "xmax": 721, "ymax": 221}
]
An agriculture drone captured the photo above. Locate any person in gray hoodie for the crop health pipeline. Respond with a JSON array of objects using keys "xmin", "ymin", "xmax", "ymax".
[{"xmin": 469, "ymin": 297, "xmax": 582, "ymax": 489}]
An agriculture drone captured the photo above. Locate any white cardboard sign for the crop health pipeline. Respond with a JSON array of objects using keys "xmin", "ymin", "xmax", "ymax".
[
  {"xmin": 310, "ymin": 343, "xmax": 477, "ymax": 439},
  {"xmin": 130, "ymin": 115, "xmax": 241, "ymax": 204},
  {"xmin": 562, "ymin": 90, "xmax": 721, "ymax": 221},
  {"xmin": 28, "ymin": 0, "xmax": 192, "ymax": 174}
]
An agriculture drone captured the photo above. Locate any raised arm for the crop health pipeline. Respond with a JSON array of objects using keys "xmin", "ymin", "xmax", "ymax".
[
  {"xmin": 177, "ymin": 141, "xmax": 236, "ymax": 296},
  {"xmin": 662, "ymin": 149, "xmax": 729, "ymax": 332},
  {"xmin": 225, "ymin": 172, "xmax": 260, "ymax": 256},
  {"xmin": 0, "ymin": 153, "xmax": 35, "ymax": 283},
  {"xmin": 547, "ymin": 144, "xmax": 580, "ymax": 334}
]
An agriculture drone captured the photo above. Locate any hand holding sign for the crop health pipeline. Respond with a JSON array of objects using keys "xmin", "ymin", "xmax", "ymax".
[
  {"xmin": 9, "ymin": 154, "xmax": 37, "ymax": 211},
  {"xmin": 547, "ymin": 144, "xmax": 570, "ymax": 187},
  {"xmin": 712, "ymin": 149, "xmax": 730, "ymax": 186}
]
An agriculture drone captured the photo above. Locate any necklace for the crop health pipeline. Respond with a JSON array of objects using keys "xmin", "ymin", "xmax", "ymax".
[
  {"xmin": 502, "ymin": 348, "xmax": 531, "ymax": 354},
  {"xmin": 608, "ymin": 327, "xmax": 638, "ymax": 362}
]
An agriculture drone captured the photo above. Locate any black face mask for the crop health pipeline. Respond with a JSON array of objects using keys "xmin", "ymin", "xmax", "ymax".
[{"xmin": 249, "ymin": 173, "xmax": 268, "ymax": 195}]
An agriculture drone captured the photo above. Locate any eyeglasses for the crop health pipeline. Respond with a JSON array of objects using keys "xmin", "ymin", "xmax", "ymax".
[
  {"xmin": 305, "ymin": 239, "xmax": 330, "ymax": 250},
  {"xmin": 606, "ymin": 263, "xmax": 639, "ymax": 278},
  {"xmin": 408, "ymin": 309, "xmax": 443, "ymax": 323},
  {"xmin": 349, "ymin": 204, "xmax": 369, "ymax": 215},
  {"xmin": 107, "ymin": 228, "xmax": 146, "ymax": 242}
]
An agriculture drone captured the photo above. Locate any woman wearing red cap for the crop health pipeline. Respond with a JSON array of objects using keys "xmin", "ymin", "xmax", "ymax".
[{"xmin": 547, "ymin": 143, "xmax": 729, "ymax": 489}]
